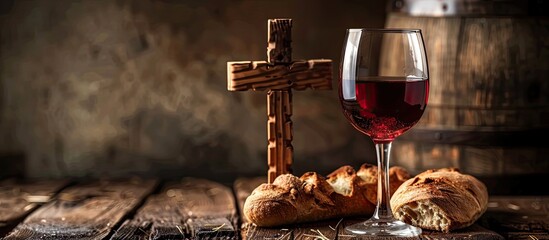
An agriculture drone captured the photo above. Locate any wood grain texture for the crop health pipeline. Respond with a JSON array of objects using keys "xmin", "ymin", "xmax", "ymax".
[
  {"xmin": 227, "ymin": 60, "xmax": 332, "ymax": 91},
  {"xmin": 242, "ymin": 219, "xmax": 340, "ymax": 240},
  {"xmin": 162, "ymin": 178, "xmax": 237, "ymax": 220},
  {"xmin": 3, "ymin": 178, "xmax": 157, "ymax": 240},
  {"xmin": 420, "ymin": 225, "xmax": 504, "ymax": 240},
  {"xmin": 479, "ymin": 196, "xmax": 548, "ymax": 240},
  {"xmin": 111, "ymin": 195, "xmax": 187, "ymax": 240},
  {"xmin": 108, "ymin": 220, "xmax": 151, "ymax": 240},
  {"xmin": 0, "ymin": 179, "xmax": 69, "ymax": 236},
  {"xmin": 268, "ymin": 19, "xmax": 292, "ymax": 64},
  {"xmin": 110, "ymin": 178, "xmax": 238, "ymax": 240},
  {"xmin": 267, "ymin": 90, "xmax": 293, "ymax": 183},
  {"xmin": 290, "ymin": 220, "xmax": 341, "ymax": 240}
]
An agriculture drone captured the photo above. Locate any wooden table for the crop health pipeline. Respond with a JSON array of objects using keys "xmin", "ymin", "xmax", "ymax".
[{"xmin": 0, "ymin": 177, "xmax": 546, "ymax": 240}]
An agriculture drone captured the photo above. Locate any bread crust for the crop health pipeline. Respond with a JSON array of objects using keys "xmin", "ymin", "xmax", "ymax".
[
  {"xmin": 243, "ymin": 163, "xmax": 410, "ymax": 227},
  {"xmin": 390, "ymin": 168, "xmax": 488, "ymax": 232}
]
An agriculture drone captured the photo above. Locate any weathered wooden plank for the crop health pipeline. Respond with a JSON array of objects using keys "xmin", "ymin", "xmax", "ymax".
[
  {"xmin": 163, "ymin": 178, "xmax": 237, "ymax": 239},
  {"xmin": 187, "ymin": 217, "xmax": 235, "ymax": 239},
  {"xmin": 163, "ymin": 178, "xmax": 237, "ymax": 220},
  {"xmin": 421, "ymin": 224, "xmax": 504, "ymax": 240},
  {"xmin": 108, "ymin": 220, "xmax": 151, "ymax": 240},
  {"xmin": 0, "ymin": 179, "xmax": 70, "ymax": 237},
  {"xmin": 110, "ymin": 177, "xmax": 238, "ymax": 240},
  {"xmin": 242, "ymin": 224, "xmax": 292, "ymax": 240},
  {"xmin": 479, "ymin": 196, "xmax": 548, "ymax": 240},
  {"xmin": 111, "ymin": 195, "xmax": 187, "ymax": 240},
  {"xmin": 149, "ymin": 220, "xmax": 188, "ymax": 240},
  {"xmin": 3, "ymin": 178, "xmax": 157, "ymax": 240},
  {"xmin": 241, "ymin": 218, "xmax": 342, "ymax": 240},
  {"xmin": 290, "ymin": 219, "xmax": 341, "ymax": 240}
]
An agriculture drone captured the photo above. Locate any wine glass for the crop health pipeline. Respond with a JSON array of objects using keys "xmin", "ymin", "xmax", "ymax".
[{"xmin": 339, "ymin": 28, "xmax": 428, "ymax": 237}]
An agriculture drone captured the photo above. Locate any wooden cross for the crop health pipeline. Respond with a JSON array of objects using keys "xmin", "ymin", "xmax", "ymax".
[{"xmin": 227, "ymin": 19, "xmax": 333, "ymax": 183}]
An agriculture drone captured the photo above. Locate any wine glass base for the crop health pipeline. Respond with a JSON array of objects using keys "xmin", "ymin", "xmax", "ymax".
[{"xmin": 345, "ymin": 218, "xmax": 422, "ymax": 237}]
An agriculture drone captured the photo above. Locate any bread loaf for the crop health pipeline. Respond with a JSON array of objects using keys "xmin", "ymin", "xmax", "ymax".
[
  {"xmin": 390, "ymin": 168, "xmax": 488, "ymax": 232},
  {"xmin": 243, "ymin": 163, "xmax": 410, "ymax": 227}
]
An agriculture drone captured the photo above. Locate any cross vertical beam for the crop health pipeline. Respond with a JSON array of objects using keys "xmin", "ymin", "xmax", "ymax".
[{"xmin": 267, "ymin": 90, "xmax": 293, "ymax": 183}]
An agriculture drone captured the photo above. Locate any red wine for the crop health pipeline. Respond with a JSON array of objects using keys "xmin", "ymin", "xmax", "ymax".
[{"xmin": 340, "ymin": 77, "xmax": 429, "ymax": 143}]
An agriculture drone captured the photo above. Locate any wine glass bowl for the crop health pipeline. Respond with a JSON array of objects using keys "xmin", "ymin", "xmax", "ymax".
[{"xmin": 339, "ymin": 29, "xmax": 428, "ymax": 236}]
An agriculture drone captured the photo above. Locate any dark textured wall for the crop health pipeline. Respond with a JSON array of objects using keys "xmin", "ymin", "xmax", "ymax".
[{"xmin": 0, "ymin": 0, "xmax": 388, "ymax": 181}]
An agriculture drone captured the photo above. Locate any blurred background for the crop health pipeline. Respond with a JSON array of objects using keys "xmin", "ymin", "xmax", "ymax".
[{"xmin": 0, "ymin": 0, "xmax": 547, "ymax": 195}]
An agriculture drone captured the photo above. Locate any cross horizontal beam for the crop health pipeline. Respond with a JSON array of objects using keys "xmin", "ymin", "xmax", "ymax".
[{"xmin": 227, "ymin": 60, "xmax": 332, "ymax": 91}]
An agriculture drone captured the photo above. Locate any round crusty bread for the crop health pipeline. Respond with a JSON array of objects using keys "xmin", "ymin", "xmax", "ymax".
[
  {"xmin": 390, "ymin": 168, "xmax": 488, "ymax": 232},
  {"xmin": 243, "ymin": 163, "xmax": 410, "ymax": 227}
]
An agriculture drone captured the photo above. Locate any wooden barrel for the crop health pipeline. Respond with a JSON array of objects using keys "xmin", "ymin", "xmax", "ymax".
[{"xmin": 383, "ymin": 0, "xmax": 549, "ymax": 182}]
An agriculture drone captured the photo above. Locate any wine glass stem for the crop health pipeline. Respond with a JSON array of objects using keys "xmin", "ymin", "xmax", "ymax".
[{"xmin": 372, "ymin": 142, "xmax": 394, "ymax": 221}]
